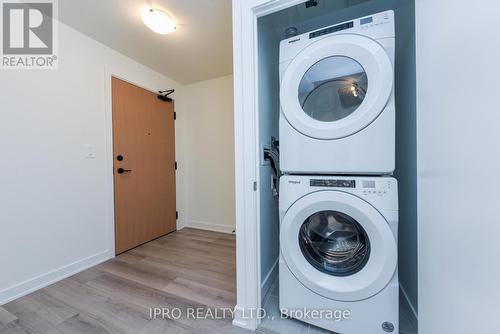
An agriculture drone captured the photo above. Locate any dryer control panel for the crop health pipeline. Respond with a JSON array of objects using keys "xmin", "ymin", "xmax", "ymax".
[
  {"xmin": 306, "ymin": 10, "xmax": 393, "ymax": 40},
  {"xmin": 280, "ymin": 10, "xmax": 395, "ymax": 65},
  {"xmin": 309, "ymin": 21, "xmax": 354, "ymax": 39}
]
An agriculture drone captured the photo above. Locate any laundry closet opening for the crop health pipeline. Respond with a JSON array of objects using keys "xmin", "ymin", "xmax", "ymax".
[{"xmin": 255, "ymin": 0, "xmax": 416, "ymax": 333}]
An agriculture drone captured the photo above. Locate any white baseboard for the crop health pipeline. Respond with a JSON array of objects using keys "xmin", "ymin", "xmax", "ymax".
[
  {"xmin": 177, "ymin": 220, "xmax": 235, "ymax": 234},
  {"xmin": 261, "ymin": 258, "xmax": 278, "ymax": 302},
  {"xmin": 400, "ymin": 284, "xmax": 418, "ymax": 330},
  {"xmin": 0, "ymin": 250, "xmax": 113, "ymax": 305}
]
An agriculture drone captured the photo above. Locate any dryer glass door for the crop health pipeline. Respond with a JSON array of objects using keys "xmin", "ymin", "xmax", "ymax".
[
  {"xmin": 280, "ymin": 34, "xmax": 393, "ymax": 140},
  {"xmin": 299, "ymin": 57, "xmax": 368, "ymax": 122}
]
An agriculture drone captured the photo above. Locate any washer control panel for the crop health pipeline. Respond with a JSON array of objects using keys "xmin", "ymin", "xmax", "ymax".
[
  {"xmin": 361, "ymin": 179, "xmax": 393, "ymax": 196},
  {"xmin": 310, "ymin": 179, "xmax": 355, "ymax": 188},
  {"xmin": 282, "ymin": 176, "xmax": 398, "ymax": 212},
  {"xmin": 309, "ymin": 178, "xmax": 392, "ymax": 196}
]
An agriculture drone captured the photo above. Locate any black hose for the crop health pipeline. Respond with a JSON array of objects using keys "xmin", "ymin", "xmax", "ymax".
[{"xmin": 264, "ymin": 151, "xmax": 278, "ymax": 176}]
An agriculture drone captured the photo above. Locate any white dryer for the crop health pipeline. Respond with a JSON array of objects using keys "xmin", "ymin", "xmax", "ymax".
[
  {"xmin": 280, "ymin": 11, "xmax": 395, "ymax": 174},
  {"xmin": 279, "ymin": 175, "xmax": 398, "ymax": 333}
]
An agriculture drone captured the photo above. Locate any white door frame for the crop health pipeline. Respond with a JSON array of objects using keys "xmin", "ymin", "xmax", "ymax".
[{"xmin": 232, "ymin": 0, "xmax": 306, "ymax": 330}]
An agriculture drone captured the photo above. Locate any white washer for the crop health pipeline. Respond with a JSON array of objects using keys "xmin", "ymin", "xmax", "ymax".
[
  {"xmin": 279, "ymin": 175, "xmax": 398, "ymax": 333},
  {"xmin": 280, "ymin": 11, "xmax": 395, "ymax": 174}
]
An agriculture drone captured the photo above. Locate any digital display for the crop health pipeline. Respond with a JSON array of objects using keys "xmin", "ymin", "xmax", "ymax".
[
  {"xmin": 362, "ymin": 181, "xmax": 376, "ymax": 189},
  {"xmin": 360, "ymin": 17, "xmax": 373, "ymax": 25},
  {"xmin": 310, "ymin": 179, "xmax": 356, "ymax": 188}
]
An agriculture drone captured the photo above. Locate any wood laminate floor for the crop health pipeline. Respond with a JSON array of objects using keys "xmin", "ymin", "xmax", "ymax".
[{"xmin": 0, "ymin": 228, "xmax": 249, "ymax": 334}]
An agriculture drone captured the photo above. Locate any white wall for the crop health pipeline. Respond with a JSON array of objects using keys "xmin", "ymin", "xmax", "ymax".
[
  {"xmin": 257, "ymin": 17, "xmax": 281, "ymax": 298},
  {"xmin": 391, "ymin": 0, "xmax": 418, "ymax": 326},
  {"xmin": 176, "ymin": 75, "xmax": 236, "ymax": 233},
  {"xmin": 416, "ymin": 1, "xmax": 500, "ymax": 333},
  {"xmin": 0, "ymin": 21, "xmax": 181, "ymax": 304}
]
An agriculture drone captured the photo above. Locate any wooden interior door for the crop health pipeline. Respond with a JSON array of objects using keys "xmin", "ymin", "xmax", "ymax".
[{"xmin": 112, "ymin": 77, "xmax": 176, "ymax": 254}]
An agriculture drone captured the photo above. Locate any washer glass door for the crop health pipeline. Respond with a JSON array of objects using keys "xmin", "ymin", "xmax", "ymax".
[
  {"xmin": 299, "ymin": 210, "xmax": 370, "ymax": 277},
  {"xmin": 280, "ymin": 190, "xmax": 397, "ymax": 301}
]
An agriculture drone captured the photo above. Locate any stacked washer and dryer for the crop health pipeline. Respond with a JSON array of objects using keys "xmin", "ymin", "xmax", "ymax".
[{"xmin": 278, "ymin": 11, "xmax": 399, "ymax": 334}]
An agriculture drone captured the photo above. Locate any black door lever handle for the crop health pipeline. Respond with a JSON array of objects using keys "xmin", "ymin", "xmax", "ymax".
[{"xmin": 117, "ymin": 168, "xmax": 132, "ymax": 174}]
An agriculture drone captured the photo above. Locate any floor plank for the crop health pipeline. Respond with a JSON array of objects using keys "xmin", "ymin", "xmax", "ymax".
[
  {"xmin": 0, "ymin": 307, "xmax": 17, "ymax": 327},
  {"xmin": 44, "ymin": 313, "xmax": 112, "ymax": 334},
  {"xmin": 162, "ymin": 278, "xmax": 236, "ymax": 309},
  {"xmin": 3, "ymin": 291, "xmax": 78, "ymax": 333},
  {"xmin": 2, "ymin": 229, "xmax": 242, "ymax": 334},
  {"xmin": 0, "ymin": 319, "xmax": 43, "ymax": 334}
]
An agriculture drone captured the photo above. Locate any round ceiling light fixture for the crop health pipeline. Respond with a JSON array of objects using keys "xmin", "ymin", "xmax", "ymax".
[{"xmin": 142, "ymin": 8, "xmax": 176, "ymax": 35}]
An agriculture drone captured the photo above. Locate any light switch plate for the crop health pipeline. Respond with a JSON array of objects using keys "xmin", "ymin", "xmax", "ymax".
[{"xmin": 84, "ymin": 144, "xmax": 97, "ymax": 159}]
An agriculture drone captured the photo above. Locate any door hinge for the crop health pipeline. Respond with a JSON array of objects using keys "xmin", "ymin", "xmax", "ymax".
[
  {"xmin": 176, "ymin": 211, "xmax": 179, "ymax": 220},
  {"xmin": 253, "ymin": 181, "xmax": 258, "ymax": 191},
  {"xmin": 174, "ymin": 112, "xmax": 177, "ymax": 120},
  {"xmin": 175, "ymin": 161, "xmax": 178, "ymax": 170}
]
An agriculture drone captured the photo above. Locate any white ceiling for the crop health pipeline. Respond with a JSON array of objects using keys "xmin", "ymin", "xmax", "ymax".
[{"xmin": 59, "ymin": 0, "xmax": 233, "ymax": 84}]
